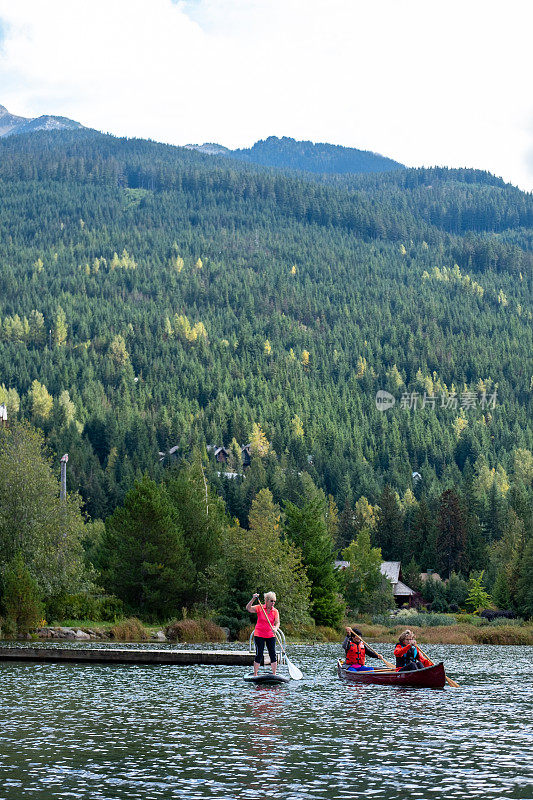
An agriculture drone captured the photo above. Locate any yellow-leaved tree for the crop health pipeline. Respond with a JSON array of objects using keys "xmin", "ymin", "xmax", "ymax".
[
  {"xmin": 29, "ymin": 380, "xmax": 53, "ymax": 423},
  {"xmin": 291, "ymin": 414, "xmax": 304, "ymax": 439},
  {"xmin": 52, "ymin": 306, "xmax": 67, "ymax": 347},
  {"xmin": 250, "ymin": 422, "xmax": 270, "ymax": 458}
]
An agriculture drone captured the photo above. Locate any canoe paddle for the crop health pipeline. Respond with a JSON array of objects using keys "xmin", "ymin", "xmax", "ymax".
[
  {"xmin": 258, "ymin": 600, "xmax": 303, "ymax": 680},
  {"xmin": 347, "ymin": 628, "xmax": 396, "ymax": 670},
  {"xmin": 415, "ymin": 644, "xmax": 460, "ymax": 688}
]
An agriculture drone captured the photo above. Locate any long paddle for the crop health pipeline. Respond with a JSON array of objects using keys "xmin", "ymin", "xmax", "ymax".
[
  {"xmin": 415, "ymin": 644, "xmax": 460, "ymax": 688},
  {"xmin": 257, "ymin": 601, "xmax": 303, "ymax": 680},
  {"xmin": 345, "ymin": 628, "xmax": 396, "ymax": 670}
]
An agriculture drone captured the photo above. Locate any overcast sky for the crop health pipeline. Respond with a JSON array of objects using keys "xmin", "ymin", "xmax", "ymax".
[{"xmin": 0, "ymin": 0, "xmax": 532, "ymax": 191}]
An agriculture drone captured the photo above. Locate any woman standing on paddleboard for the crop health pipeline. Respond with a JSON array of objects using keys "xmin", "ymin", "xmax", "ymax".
[{"xmin": 246, "ymin": 591, "xmax": 279, "ymax": 676}]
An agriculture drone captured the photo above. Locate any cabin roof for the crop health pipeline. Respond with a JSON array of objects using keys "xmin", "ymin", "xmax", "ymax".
[
  {"xmin": 420, "ymin": 572, "xmax": 443, "ymax": 582},
  {"xmin": 394, "ymin": 580, "xmax": 416, "ymax": 596},
  {"xmin": 380, "ymin": 561, "xmax": 401, "ymax": 583}
]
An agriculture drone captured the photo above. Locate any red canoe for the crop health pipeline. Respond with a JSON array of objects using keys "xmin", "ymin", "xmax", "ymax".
[{"xmin": 337, "ymin": 659, "xmax": 446, "ymax": 688}]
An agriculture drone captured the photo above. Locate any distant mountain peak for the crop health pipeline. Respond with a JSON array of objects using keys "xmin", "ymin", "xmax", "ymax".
[
  {"xmin": 231, "ymin": 135, "xmax": 405, "ymax": 175},
  {"xmin": 185, "ymin": 134, "xmax": 404, "ymax": 176},
  {"xmin": 184, "ymin": 142, "xmax": 231, "ymax": 156},
  {"xmin": 0, "ymin": 104, "xmax": 84, "ymax": 138}
]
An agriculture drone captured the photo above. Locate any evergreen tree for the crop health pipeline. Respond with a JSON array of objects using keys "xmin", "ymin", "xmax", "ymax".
[
  {"xmin": 437, "ymin": 489, "xmax": 467, "ymax": 577},
  {"xmin": 101, "ymin": 475, "xmax": 193, "ymax": 619},
  {"xmin": 337, "ymin": 500, "xmax": 356, "ymax": 551},
  {"xmin": 463, "ymin": 502, "xmax": 487, "ymax": 574},
  {"xmin": 284, "ymin": 497, "xmax": 344, "ymax": 627},
  {"xmin": 1, "ymin": 553, "xmax": 44, "ymax": 634},
  {"xmin": 414, "ymin": 498, "xmax": 438, "ymax": 570},
  {"xmin": 492, "ymin": 570, "xmax": 512, "ymax": 610},
  {"xmin": 375, "ymin": 485, "xmax": 404, "ymax": 560},
  {"xmin": 515, "ymin": 538, "xmax": 533, "ymax": 619},
  {"xmin": 165, "ymin": 460, "xmax": 228, "ymax": 606},
  {"xmin": 402, "ymin": 557, "xmax": 422, "ymax": 594},
  {"xmin": 445, "ymin": 572, "xmax": 469, "ymax": 609}
]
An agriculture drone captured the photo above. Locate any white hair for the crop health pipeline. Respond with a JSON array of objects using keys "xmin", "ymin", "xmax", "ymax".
[{"xmin": 264, "ymin": 591, "xmax": 277, "ymax": 602}]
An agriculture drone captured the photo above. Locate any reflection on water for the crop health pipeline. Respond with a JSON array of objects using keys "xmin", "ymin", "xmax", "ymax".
[{"xmin": 0, "ymin": 644, "xmax": 532, "ymax": 799}]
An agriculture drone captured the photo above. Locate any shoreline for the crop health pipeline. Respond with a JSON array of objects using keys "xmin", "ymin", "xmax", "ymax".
[
  {"xmin": 349, "ymin": 623, "xmax": 533, "ymax": 647},
  {"xmin": 7, "ymin": 620, "xmax": 533, "ymax": 647}
]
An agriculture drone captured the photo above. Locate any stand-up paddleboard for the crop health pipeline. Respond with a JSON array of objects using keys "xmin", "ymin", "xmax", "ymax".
[{"xmin": 244, "ymin": 673, "xmax": 290, "ymax": 684}]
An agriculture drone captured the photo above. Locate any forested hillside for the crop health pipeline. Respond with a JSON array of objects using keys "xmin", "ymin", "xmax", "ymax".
[
  {"xmin": 229, "ymin": 135, "xmax": 404, "ymax": 174},
  {"xmin": 0, "ymin": 129, "xmax": 531, "ymax": 611}
]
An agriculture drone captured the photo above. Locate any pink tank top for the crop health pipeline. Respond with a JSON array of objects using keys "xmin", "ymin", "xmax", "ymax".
[{"xmin": 254, "ymin": 605, "xmax": 278, "ymax": 638}]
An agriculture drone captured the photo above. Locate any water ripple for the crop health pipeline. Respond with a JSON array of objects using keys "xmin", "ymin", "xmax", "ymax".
[{"xmin": 0, "ymin": 644, "xmax": 531, "ymax": 799}]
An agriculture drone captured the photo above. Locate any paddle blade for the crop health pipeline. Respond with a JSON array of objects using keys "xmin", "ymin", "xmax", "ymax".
[
  {"xmin": 445, "ymin": 674, "xmax": 460, "ymax": 688},
  {"xmin": 286, "ymin": 658, "xmax": 303, "ymax": 680}
]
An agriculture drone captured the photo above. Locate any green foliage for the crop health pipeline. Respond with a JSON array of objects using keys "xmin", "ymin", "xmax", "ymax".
[
  {"xmin": 0, "ymin": 131, "xmax": 528, "ymax": 528},
  {"xmin": 45, "ymin": 592, "xmax": 123, "ymax": 623},
  {"xmin": 465, "ymin": 571, "xmax": 492, "ymax": 612},
  {"xmin": 0, "ymin": 130, "xmax": 530, "ymax": 624},
  {"xmin": 2, "ymin": 553, "xmax": 44, "ymax": 634},
  {"xmin": 492, "ymin": 571, "xmax": 512, "ymax": 610},
  {"xmin": 445, "ymin": 572, "xmax": 469, "ymax": 609},
  {"xmin": 101, "ymin": 475, "xmax": 194, "ymax": 620},
  {"xmin": 0, "ymin": 422, "xmax": 88, "ymax": 597},
  {"xmin": 375, "ymin": 486, "xmax": 404, "ymax": 560},
  {"xmin": 437, "ymin": 489, "xmax": 467, "ymax": 576},
  {"xmin": 165, "ymin": 460, "xmax": 228, "ymax": 607},
  {"xmin": 515, "ymin": 539, "xmax": 533, "ymax": 619},
  {"xmin": 284, "ymin": 497, "xmax": 344, "ymax": 626},
  {"xmin": 341, "ymin": 528, "xmax": 394, "ymax": 614},
  {"xmin": 224, "ymin": 489, "xmax": 312, "ymax": 628},
  {"xmin": 402, "ymin": 558, "xmax": 422, "ymax": 593}
]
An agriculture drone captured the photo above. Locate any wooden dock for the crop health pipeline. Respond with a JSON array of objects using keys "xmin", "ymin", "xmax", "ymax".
[{"xmin": 0, "ymin": 646, "xmax": 255, "ymax": 667}]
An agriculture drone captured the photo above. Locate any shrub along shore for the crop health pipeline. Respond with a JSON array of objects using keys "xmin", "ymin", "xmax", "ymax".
[{"xmin": 8, "ymin": 615, "xmax": 533, "ymax": 646}]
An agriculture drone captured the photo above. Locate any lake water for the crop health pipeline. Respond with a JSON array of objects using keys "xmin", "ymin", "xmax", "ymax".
[{"xmin": 0, "ymin": 642, "xmax": 532, "ymax": 799}]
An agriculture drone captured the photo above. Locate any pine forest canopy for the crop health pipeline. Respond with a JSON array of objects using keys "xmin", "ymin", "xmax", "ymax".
[{"xmin": 0, "ymin": 128, "xmax": 531, "ymax": 538}]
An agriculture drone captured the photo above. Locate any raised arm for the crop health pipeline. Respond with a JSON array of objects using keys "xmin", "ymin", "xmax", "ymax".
[{"xmin": 245, "ymin": 593, "xmax": 259, "ymax": 612}]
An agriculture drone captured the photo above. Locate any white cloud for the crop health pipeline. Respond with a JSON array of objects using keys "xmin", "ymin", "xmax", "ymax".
[{"xmin": 0, "ymin": 0, "xmax": 532, "ymax": 190}]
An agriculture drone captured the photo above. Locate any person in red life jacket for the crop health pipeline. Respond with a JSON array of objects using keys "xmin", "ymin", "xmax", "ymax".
[
  {"xmin": 394, "ymin": 630, "xmax": 432, "ymax": 671},
  {"xmin": 342, "ymin": 627, "xmax": 382, "ymax": 671},
  {"xmin": 246, "ymin": 591, "xmax": 280, "ymax": 676}
]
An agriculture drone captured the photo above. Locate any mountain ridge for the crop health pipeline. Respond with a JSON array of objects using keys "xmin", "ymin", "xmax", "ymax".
[
  {"xmin": 186, "ymin": 134, "xmax": 405, "ymax": 175},
  {"xmin": 0, "ymin": 104, "xmax": 84, "ymax": 138}
]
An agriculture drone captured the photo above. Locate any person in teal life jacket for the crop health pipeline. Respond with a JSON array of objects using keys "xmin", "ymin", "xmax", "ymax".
[
  {"xmin": 342, "ymin": 627, "xmax": 382, "ymax": 671},
  {"xmin": 394, "ymin": 630, "xmax": 432, "ymax": 671}
]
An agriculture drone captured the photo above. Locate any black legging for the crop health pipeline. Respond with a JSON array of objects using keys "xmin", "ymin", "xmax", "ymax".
[
  {"xmin": 398, "ymin": 660, "xmax": 425, "ymax": 672},
  {"xmin": 254, "ymin": 636, "xmax": 277, "ymax": 665}
]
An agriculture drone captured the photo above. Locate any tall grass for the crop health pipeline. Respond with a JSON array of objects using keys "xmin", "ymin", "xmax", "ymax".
[
  {"xmin": 110, "ymin": 617, "xmax": 148, "ymax": 641},
  {"xmin": 165, "ymin": 618, "xmax": 226, "ymax": 643}
]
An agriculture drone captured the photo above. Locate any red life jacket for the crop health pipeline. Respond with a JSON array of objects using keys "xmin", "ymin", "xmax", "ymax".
[{"xmin": 346, "ymin": 640, "xmax": 366, "ymax": 666}]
